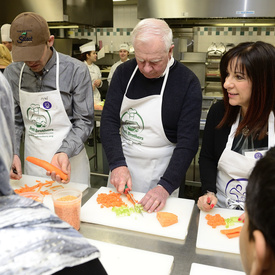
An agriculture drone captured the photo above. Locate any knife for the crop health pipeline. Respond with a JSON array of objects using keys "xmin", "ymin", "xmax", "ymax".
[{"xmin": 124, "ymin": 184, "xmax": 144, "ymax": 217}]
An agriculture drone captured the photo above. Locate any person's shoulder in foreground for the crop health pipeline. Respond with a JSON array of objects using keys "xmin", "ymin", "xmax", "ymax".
[
  {"xmin": 0, "ymin": 63, "xmax": 106, "ymax": 275},
  {"xmin": 240, "ymin": 146, "xmax": 275, "ymax": 275}
]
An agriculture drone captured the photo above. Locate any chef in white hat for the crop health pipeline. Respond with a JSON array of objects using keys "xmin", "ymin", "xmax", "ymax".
[
  {"xmin": 107, "ymin": 43, "xmax": 130, "ymax": 85},
  {"xmin": 80, "ymin": 42, "xmax": 102, "ymax": 110},
  {"xmin": 1, "ymin": 24, "xmax": 12, "ymax": 52}
]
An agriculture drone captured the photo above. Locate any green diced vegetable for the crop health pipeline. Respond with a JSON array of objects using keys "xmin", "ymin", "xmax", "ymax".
[
  {"xmin": 134, "ymin": 204, "xmax": 144, "ymax": 213},
  {"xmin": 112, "ymin": 204, "xmax": 144, "ymax": 217},
  {"xmin": 224, "ymin": 216, "xmax": 242, "ymax": 228}
]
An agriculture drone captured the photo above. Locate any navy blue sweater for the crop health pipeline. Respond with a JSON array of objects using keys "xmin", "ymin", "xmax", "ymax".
[{"xmin": 100, "ymin": 58, "xmax": 202, "ymax": 194}]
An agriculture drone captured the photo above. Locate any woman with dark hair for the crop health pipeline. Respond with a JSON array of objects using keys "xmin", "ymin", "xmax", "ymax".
[{"xmin": 197, "ymin": 41, "xmax": 275, "ymax": 211}]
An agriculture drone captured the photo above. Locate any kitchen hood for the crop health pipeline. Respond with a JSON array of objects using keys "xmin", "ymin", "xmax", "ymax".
[
  {"xmin": 138, "ymin": 0, "xmax": 275, "ymax": 26},
  {"xmin": 0, "ymin": 0, "xmax": 113, "ymax": 27}
]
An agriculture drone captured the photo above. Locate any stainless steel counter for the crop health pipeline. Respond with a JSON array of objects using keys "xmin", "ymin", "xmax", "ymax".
[{"xmin": 80, "ymin": 188, "xmax": 244, "ymax": 275}]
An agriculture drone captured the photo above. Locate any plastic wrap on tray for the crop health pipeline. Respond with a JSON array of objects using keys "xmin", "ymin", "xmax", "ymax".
[{"xmin": 0, "ymin": 195, "xmax": 100, "ymax": 275}]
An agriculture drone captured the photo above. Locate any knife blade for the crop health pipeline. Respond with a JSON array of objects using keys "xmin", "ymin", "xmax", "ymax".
[{"xmin": 124, "ymin": 184, "xmax": 144, "ymax": 217}]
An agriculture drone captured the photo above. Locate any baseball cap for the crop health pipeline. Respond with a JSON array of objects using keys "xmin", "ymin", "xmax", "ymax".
[
  {"xmin": 119, "ymin": 43, "xmax": 129, "ymax": 51},
  {"xmin": 10, "ymin": 12, "xmax": 50, "ymax": 62}
]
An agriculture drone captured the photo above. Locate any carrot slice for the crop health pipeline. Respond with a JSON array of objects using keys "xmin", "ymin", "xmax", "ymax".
[
  {"xmin": 157, "ymin": 212, "xmax": 178, "ymax": 227},
  {"xmin": 220, "ymin": 226, "xmax": 242, "ymax": 235},
  {"xmin": 220, "ymin": 226, "xmax": 242, "ymax": 239},
  {"xmin": 26, "ymin": 156, "xmax": 68, "ymax": 181},
  {"xmin": 224, "ymin": 232, "xmax": 240, "ymax": 239}
]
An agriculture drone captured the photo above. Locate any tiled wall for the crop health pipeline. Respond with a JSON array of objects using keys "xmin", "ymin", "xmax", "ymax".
[
  {"xmin": 194, "ymin": 26, "xmax": 275, "ymax": 52},
  {"xmin": 96, "ymin": 5, "xmax": 139, "ymax": 52},
  {"xmin": 93, "ymin": 4, "xmax": 275, "ymax": 55}
]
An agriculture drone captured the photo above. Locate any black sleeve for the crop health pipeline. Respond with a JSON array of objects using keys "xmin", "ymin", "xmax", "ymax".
[
  {"xmin": 55, "ymin": 258, "xmax": 108, "ymax": 275},
  {"xmin": 160, "ymin": 65, "xmax": 202, "ymax": 194},
  {"xmin": 199, "ymin": 100, "xmax": 230, "ymax": 195}
]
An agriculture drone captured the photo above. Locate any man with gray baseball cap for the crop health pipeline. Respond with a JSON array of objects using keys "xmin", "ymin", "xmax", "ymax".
[{"xmin": 4, "ymin": 12, "xmax": 93, "ymax": 186}]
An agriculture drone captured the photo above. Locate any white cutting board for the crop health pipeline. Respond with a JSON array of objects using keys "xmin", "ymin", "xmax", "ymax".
[
  {"xmin": 81, "ymin": 186, "xmax": 195, "ymax": 240},
  {"xmin": 196, "ymin": 208, "xmax": 244, "ymax": 254},
  {"xmin": 10, "ymin": 174, "xmax": 88, "ymax": 212},
  {"xmin": 190, "ymin": 263, "xmax": 245, "ymax": 275},
  {"xmin": 87, "ymin": 239, "xmax": 174, "ymax": 275}
]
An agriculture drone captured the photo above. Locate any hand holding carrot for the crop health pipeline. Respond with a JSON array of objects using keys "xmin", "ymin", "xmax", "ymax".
[
  {"xmin": 49, "ymin": 153, "xmax": 71, "ymax": 183},
  {"xmin": 197, "ymin": 191, "xmax": 218, "ymax": 212},
  {"xmin": 26, "ymin": 154, "xmax": 70, "ymax": 183}
]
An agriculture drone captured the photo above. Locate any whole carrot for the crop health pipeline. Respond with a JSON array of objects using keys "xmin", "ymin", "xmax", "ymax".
[{"xmin": 26, "ymin": 156, "xmax": 68, "ymax": 181}]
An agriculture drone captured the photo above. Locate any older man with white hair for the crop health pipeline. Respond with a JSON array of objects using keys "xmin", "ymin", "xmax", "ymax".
[{"xmin": 101, "ymin": 18, "xmax": 202, "ymax": 213}]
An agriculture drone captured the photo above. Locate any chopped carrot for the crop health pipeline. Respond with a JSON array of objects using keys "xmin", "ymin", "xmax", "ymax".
[
  {"xmin": 205, "ymin": 214, "xmax": 226, "ymax": 228},
  {"xmin": 126, "ymin": 193, "xmax": 138, "ymax": 205},
  {"xmin": 14, "ymin": 180, "xmax": 56, "ymax": 195},
  {"xmin": 50, "ymin": 185, "xmax": 64, "ymax": 190},
  {"xmin": 40, "ymin": 190, "xmax": 51, "ymax": 195},
  {"xmin": 26, "ymin": 156, "xmax": 68, "ymax": 181},
  {"xmin": 157, "ymin": 212, "xmax": 178, "ymax": 227},
  {"xmin": 96, "ymin": 191, "xmax": 128, "ymax": 208}
]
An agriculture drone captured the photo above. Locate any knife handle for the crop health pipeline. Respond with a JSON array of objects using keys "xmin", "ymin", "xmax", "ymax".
[{"xmin": 124, "ymin": 184, "xmax": 130, "ymax": 194}]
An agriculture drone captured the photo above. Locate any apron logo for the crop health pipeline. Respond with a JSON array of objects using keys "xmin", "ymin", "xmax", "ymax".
[
  {"xmin": 43, "ymin": 101, "xmax": 52, "ymax": 109},
  {"xmin": 225, "ymin": 178, "xmax": 247, "ymax": 207},
  {"xmin": 121, "ymin": 108, "xmax": 144, "ymax": 144},
  {"xmin": 254, "ymin": 152, "xmax": 263, "ymax": 159},
  {"xmin": 27, "ymin": 103, "xmax": 51, "ymax": 128}
]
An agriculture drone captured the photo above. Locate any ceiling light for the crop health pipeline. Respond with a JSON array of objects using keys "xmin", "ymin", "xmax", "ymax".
[{"xmin": 49, "ymin": 25, "xmax": 79, "ymax": 29}]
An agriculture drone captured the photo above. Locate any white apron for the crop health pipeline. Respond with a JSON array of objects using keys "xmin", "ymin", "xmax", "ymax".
[
  {"xmin": 19, "ymin": 53, "xmax": 90, "ymax": 185},
  {"xmin": 216, "ymin": 112, "xmax": 275, "ymax": 209},
  {"xmin": 86, "ymin": 61, "xmax": 101, "ymax": 127},
  {"xmin": 108, "ymin": 65, "xmax": 178, "ymax": 195}
]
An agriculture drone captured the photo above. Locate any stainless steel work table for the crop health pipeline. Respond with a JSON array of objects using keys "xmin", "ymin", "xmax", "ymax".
[{"xmin": 80, "ymin": 188, "xmax": 244, "ymax": 275}]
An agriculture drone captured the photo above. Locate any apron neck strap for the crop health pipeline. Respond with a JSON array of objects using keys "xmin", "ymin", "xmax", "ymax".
[
  {"xmin": 125, "ymin": 63, "xmax": 170, "ymax": 96},
  {"xmin": 19, "ymin": 51, "xmax": 60, "ymax": 91},
  {"xmin": 268, "ymin": 111, "xmax": 275, "ymax": 148},
  {"xmin": 227, "ymin": 111, "xmax": 275, "ymax": 149}
]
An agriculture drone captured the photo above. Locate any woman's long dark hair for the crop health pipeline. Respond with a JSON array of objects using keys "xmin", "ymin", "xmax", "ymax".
[{"xmin": 218, "ymin": 41, "xmax": 275, "ymax": 139}]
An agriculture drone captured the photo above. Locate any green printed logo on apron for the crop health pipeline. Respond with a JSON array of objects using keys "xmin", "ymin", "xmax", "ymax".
[
  {"xmin": 121, "ymin": 108, "xmax": 144, "ymax": 144},
  {"xmin": 26, "ymin": 103, "xmax": 53, "ymax": 138}
]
